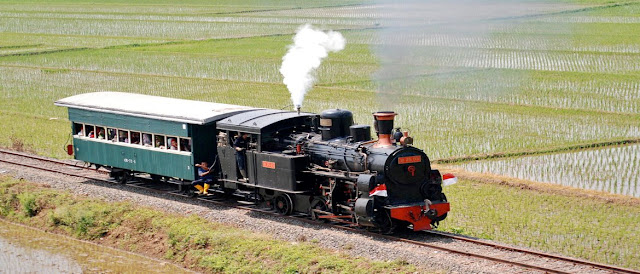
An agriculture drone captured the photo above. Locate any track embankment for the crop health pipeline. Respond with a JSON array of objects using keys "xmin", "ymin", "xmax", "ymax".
[{"xmin": 2, "ymin": 149, "xmax": 639, "ymax": 273}]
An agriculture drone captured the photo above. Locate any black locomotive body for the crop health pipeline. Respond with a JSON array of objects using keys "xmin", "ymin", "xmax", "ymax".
[{"xmin": 214, "ymin": 108, "xmax": 449, "ymax": 232}]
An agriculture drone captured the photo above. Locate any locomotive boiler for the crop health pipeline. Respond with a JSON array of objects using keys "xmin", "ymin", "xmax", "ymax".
[{"xmin": 284, "ymin": 110, "xmax": 450, "ymax": 232}]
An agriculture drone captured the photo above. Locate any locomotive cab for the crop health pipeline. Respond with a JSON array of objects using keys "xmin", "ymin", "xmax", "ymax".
[{"xmin": 214, "ymin": 109, "xmax": 318, "ymax": 213}]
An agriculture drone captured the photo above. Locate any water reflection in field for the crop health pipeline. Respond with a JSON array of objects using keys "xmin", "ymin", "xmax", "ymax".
[
  {"xmin": 458, "ymin": 144, "xmax": 640, "ymax": 197},
  {"xmin": 0, "ymin": 220, "xmax": 191, "ymax": 273}
]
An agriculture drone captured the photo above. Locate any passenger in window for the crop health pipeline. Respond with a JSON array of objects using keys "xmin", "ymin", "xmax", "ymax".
[
  {"xmin": 131, "ymin": 132, "xmax": 140, "ymax": 145},
  {"xmin": 98, "ymin": 128, "xmax": 105, "ymax": 139},
  {"xmin": 180, "ymin": 139, "xmax": 191, "ymax": 152},
  {"xmin": 107, "ymin": 128, "xmax": 116, "ymax": 141},
  {"xmin": 88, "ymin": 131, "xmax": 95, "ymax": 138},
  {"xmin": 142, "ymin": 134, "xmax": 152, "ymax": 147},
  {"xmin": 76, "ymin": 124, "xmax": 84, "ymax": 136},
  {"xmin": 169, "ymin": 138, "xmax": 178, "ymax": 150},
  {"xmin": 155, "ymin": 136, "xmax": 165, "ymax": 149},
  {"xmin": 217, "ymin": 132, "xmax": 227, "ymax": 147},
  {"xmin": 119, "ymin": 131, "xmax": 129, "ymax": 143}
]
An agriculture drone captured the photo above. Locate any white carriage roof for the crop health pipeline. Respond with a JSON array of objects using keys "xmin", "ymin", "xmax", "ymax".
[{"xmin": 55, "ymin": 92, "xmax": 258, "ymax": 125}]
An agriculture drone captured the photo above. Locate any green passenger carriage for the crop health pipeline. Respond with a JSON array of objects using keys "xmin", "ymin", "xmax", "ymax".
[{"xmin": 55, "ymin": 92, "xmax": 255, "ymax": 183}]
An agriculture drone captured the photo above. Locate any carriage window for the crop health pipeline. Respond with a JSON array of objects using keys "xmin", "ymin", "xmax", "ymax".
[
  {"xmin": 86, "ymin": 125, "xmax": 96, "ymax": 138},
  {"xmin": 180, "ymin": 138, "xmax": 191, "ymax": 152},
  {"xmin": 130, "ymin": 132, "xmax": 141, "ymax": 145},
  {"xmin": 96, "ymin": 127, "xmax": 106, "ymax": 140},
  {"xmin": 118, "ymin": 129, "xmax": 130, "ymax": 143},
  {"xmin": 167, "ymin": 137, "xmax": 178, "ymax": 150},
  {"xmin": 155, "ymin": 135, "xmax": 165, "ymax": 149},
  {"xmin": 74, "ymin": 123, "xmax": 84, "ymax": 136},
  {"xmin": 142, "ymin": 133, "xmax": 152, "ymax": 147},
  {"xmin": 107, "ymin": 128, "xmax": 116, "ymax": 141}
]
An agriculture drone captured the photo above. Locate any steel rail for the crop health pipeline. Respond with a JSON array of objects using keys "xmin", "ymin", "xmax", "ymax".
[
  {"xmin": 423, "ymin": 230, "xmax": 640, "ymax": 274},
  {"xmin": 1, "ymin": 150, "xmax": 638, "ymax": 274}
]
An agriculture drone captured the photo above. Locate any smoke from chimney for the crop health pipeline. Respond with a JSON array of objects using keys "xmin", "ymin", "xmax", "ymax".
[{"xmin": 280, "ymin": 24, "xmax": 346, "ymax": 111}]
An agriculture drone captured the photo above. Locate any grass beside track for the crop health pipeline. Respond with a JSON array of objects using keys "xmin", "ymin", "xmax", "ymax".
[
  {"xmin": 0, "ymin": 176, "xmax": 420, "ymax": 273},
  {"xmin": 438, "ymin": 178, "xmax": 640, "ymax": 270}
]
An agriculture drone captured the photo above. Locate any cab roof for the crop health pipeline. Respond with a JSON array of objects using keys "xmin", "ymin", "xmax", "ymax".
[
  {"xmin": 55, "ymin": 92, "xmax": 257, "ymax": 125},
  {"xmin": 217, "ymin": 109, "xmax": 317, "ymax": 134}
]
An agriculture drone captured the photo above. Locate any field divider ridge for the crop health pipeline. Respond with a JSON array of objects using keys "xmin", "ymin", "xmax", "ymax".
[{"xmin": 433, "ymin": 138, "xmax": 640, "ymax": 164}]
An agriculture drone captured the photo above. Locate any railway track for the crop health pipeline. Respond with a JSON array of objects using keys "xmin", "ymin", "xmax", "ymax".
[{"xmin": 1, "ymin": 149, "xmax": 638, "ymax": 274}]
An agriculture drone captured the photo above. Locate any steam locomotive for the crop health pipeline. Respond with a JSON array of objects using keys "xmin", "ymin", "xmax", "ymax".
[{"xmin": 56, "ymin": 92, "xmax": 449, "ymax": 233}]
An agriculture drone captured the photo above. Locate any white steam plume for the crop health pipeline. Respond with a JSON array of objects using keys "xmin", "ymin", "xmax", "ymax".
[{"xmin": 280, "ymin": 24, "xmax": 345, "ymax": 110}]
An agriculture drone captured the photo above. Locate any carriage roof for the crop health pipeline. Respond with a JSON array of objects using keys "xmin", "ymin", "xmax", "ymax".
[{"xmin": 54, "ymin": 91, "xmax": 257, "ymax": 125}]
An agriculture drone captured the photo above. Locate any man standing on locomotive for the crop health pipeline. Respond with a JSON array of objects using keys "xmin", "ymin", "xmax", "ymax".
[{"xmin": 233, "ymin": 133, "xmax": 249, "ymax": 180}]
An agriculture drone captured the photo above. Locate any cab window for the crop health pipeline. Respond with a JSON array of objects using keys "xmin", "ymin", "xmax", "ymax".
[{"xmin": 217, "ymin": 131, "xmax": 228, "ymax": 147}]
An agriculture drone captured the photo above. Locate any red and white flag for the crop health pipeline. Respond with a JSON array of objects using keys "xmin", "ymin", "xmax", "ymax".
[
  {"xmin": 442, "ymin": 173, "xmax": 458, "ymax": 186},
  {"xmin": 369, "ymin": 184, "xmax": 387, "ymax": 197}
]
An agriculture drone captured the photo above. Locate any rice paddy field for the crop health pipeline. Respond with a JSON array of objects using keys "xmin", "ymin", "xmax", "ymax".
[
  {"xmin": 1, "ymin": 0, "xmax": 640, "ymax": 270},
  {"xmin": 458, "ymin": 144, "xmax": 640, "ymax": 197}
]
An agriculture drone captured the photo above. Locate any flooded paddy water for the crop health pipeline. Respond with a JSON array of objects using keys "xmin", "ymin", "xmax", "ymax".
[
  {"xmin": 0, "ymin": 219, "xmax": 191, "ymax": 273},
  {"xmin": 457, "ymin": 144, "xmax": 640, "ymax": 197}
]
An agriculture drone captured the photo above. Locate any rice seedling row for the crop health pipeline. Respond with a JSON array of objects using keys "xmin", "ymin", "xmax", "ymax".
[
  {"xmin": 0, "ymin": 12, "xmax": 377, "ymax": 27},
  {"xmin": 455, "ymin": 144, "xmax": 640, "ymax": 197},
  {"xmin": 335, "ymin": 69, "xmax": 640, "ymax": 114},
  {"xmin": 1, "ymin": 17, "xmax": 349, "ymax": 39}
]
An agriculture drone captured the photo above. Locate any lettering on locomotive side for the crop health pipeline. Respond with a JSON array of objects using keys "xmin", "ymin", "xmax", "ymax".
[
  {"xmin": 398, "ymin": 155, "xmax": 421, "ymax": 164},
  {"xmin": 262, "ymin": 161, "xmax": 276, "ymax": 169}
]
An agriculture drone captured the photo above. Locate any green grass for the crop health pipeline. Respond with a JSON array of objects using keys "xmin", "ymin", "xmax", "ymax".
[
  {"xmin": 0, "ymin": 176, "xmax": 420, "ymax": 273},
  {"xmin": 439, "ymin": 179, "xmax": 640, "ymax": 270}
]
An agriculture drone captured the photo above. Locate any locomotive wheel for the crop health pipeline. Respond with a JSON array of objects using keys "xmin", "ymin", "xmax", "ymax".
[
  {"xmin": 376, "ymin": 210, "xmax": 396, "ymax": 234},
  {"xmin": 309, "ymin": 197, "xmax": 329, "ymax": 220},
  {"xmin": 274, "ymin": 194, "xmax": 293, "ymax": 215}
]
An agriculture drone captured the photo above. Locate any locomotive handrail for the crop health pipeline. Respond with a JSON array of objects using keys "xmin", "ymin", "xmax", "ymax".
[{"xmin": 218, "ymin": 178, "xmax": 310, "ymax": 194}]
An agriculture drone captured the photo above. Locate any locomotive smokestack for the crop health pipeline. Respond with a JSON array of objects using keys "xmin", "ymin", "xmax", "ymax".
[
  {"xmin": 296, "ymin": 105, "xmax": 301, "ymax": 115},
  {"xmin": 373, "ymin": 111, "xmax": 396, "ymax": 148}
]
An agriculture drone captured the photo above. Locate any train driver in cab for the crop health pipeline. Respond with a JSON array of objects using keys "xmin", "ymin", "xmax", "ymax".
[{"xmin": 233, "ymin": 133, "xmax": 250, "ymax": 179}]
